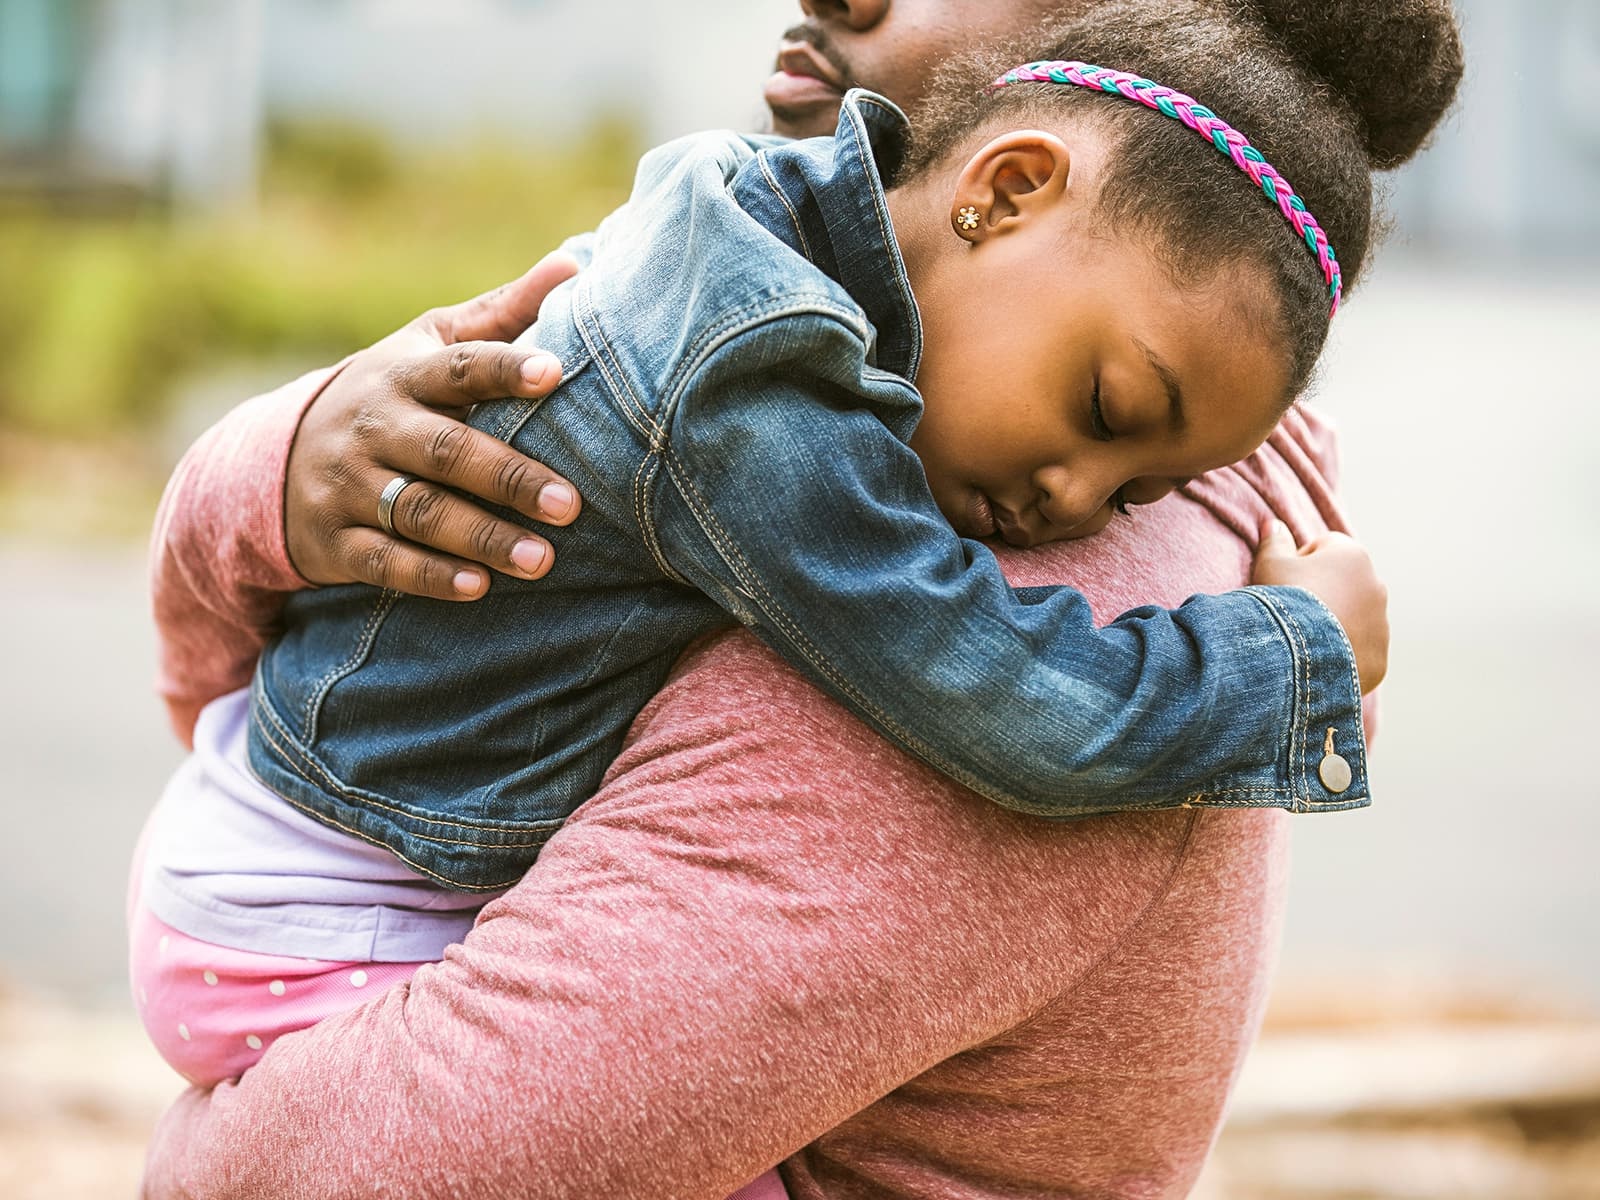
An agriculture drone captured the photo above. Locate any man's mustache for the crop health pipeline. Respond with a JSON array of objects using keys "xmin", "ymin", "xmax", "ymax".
[{"xmin": 779, "ymin": 22, "xmax": 859, "ymax": 91}]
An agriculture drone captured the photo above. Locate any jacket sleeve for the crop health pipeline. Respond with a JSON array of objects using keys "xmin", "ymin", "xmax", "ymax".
[
  {"xmin": 652, "ymin": 308, "xmax": 1369, "ymax": 815},
  {"xmin": 149, "ymin": 365, "xmax": 342, "ymax": 747}
]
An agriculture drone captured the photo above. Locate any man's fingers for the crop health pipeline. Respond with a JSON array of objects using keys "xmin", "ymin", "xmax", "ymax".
[
  {"xmin": 336, "ymin": 528, "xmax": 492, "ymax": 601},
  {"xmin": 392, "ymin": 340, "xmax": 562, "ymax": 411},
  {"xmin": 389, "ymin": 411, "xmax": 580, "ymax": 526},
  {"xmin": 439, "ymin": 252, "xmax": 581, "ymax": 345},
  {"xmin": 378, "ymin": 474, "xmax": 555, "ymax": 581}
]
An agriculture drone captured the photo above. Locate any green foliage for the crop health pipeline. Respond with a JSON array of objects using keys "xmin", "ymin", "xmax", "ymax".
[{"xmin": 0, "ymin": 117, "xmax": 642, "ymax": 437}]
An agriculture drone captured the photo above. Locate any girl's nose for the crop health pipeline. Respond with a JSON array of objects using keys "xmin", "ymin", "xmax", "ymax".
[
  {"xmin": 799, "ymin": 0, "xmax": 888, "ymax": 31},
  {"xmin": 1030, "ymin": 465, "xmax": 1115, "ymax": 533}
]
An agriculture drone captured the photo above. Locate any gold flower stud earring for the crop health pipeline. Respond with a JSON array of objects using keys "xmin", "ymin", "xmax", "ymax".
[{"xmin": 954, "ymin": 205, "xmax": 982, "ymax": 233}]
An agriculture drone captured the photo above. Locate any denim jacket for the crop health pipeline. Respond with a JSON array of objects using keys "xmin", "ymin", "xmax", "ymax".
[{"xmin": 249, "ymin": 92, "xmax": 1370, "ymax": 892}]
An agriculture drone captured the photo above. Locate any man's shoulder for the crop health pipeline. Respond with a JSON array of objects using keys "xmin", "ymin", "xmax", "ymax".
[
  {"xmin": 629, "ymin": 128, "xmax": 773, "ymax": 197},
  {"xmin": 585, "ymin": 134, "xmax": 855, "ymax": 353}
]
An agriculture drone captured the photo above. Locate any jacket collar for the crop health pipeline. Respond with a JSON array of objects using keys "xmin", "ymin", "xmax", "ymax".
[{"xmin": 735, "ymin": 90, "xmax": 923, "ymax": 380}]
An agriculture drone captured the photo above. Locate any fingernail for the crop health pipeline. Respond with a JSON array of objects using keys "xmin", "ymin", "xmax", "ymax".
[
  {"xmin": 538, "ymin": 482, "xmax": 576, "ymax": 520},
  {"xmin": 520, "ymin": 355, "xmax": 558, "ymax": 389},
  {"xmin": 511, "ymin": 539, "xmax": 548, "ymax": 575},
  {"xmin": 454, "ymin": 570, "xmax": 485, "ymax": 596}
]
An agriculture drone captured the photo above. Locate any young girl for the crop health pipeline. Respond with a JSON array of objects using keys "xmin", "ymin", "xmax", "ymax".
[{"xmin": 132, "ymin": 0, "xmax": 1443, "ymax": 1107}]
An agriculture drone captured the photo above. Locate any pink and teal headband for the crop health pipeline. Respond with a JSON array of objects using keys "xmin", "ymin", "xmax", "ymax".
[{"xmin": 991, "ymin": 61, "xmax": 1343, "ymax": 317}]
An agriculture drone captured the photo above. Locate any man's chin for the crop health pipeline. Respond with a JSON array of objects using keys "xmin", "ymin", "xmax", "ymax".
[{"xmin": 767, "ymin": 104, "xmax": 846, "ymax": 140}]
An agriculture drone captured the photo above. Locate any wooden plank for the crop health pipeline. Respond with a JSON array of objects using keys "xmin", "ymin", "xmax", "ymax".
[{"xmin": 1228, "ymin": 1022, "xmax": 1600, "ymax": 1123}]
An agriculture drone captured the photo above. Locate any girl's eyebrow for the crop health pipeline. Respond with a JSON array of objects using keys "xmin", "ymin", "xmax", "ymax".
[{"xmin": 1132, "ymin": 335, "xmax": 1186, "ymax": 433}]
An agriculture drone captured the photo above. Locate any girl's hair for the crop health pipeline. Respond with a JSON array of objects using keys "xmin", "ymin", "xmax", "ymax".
[{"xmin": 900, "ymin": 0, "xmax": 1464, "ymax": 395}]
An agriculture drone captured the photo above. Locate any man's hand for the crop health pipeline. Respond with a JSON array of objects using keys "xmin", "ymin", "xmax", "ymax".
[
  {"xmin": 285, "ymin": 251, "xmax": 583, "ymax": 600},
  {"xmin": 1252, "ymin": 519, "xmax": 1389, "ymax": 694}
]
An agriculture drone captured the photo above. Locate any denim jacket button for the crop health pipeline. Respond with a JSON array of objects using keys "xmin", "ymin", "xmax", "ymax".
[{"xmin": 1317, "ymin": 727, "xmax": 1352, "ymax": 794}]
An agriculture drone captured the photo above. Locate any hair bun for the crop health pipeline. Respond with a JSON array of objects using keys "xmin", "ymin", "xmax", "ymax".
[{"xmin": 1241, "ymin": 0, "xmax": 1464, "ymax": 168}]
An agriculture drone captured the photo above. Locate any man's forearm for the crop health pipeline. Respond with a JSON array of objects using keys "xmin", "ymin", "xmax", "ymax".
[{"xmin": 151, "ymin": 365, "xmax": 339, "ymax": 745}]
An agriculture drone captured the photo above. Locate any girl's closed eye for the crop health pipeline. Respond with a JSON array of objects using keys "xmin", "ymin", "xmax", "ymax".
[
  {"xmin": 1089, "ymin": 379, "xmax": 1114, "ymax": 442},
  {"xmin": 1087, "ymin": 383, "xmax": 1131, "ymax": 516}
]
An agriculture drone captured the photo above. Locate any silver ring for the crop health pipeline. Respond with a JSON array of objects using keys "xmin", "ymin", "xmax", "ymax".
[{"xmin": 377, "ymin": 474, "xmax": 419, "ymax": 538}]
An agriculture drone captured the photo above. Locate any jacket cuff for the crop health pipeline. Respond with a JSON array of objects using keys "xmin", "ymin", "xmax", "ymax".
[{"xmin": 1240, "ymin": 584, "xmax": 1371, "ymax": 812}]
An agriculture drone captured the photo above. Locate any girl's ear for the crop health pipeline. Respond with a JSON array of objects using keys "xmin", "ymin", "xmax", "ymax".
[{"xmin": 949, "ymin": 131, "xmax": 1073, "ymax": 243}]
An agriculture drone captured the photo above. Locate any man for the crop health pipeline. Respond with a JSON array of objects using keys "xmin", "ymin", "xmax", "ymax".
[{"xmin": 141, "ymin": 1, "xmax": 1430, "ymax": 1195}]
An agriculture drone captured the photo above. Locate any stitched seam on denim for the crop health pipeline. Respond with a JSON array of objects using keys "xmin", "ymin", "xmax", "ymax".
[
  {"xmin": 567, "ymin": 286, "xmax": 683, "ymax": 577},
  {"xmin": 655, "ymin": 311, "xmax": 1000, "ymax": 803},
  {"xmin": 1188, "ymin": 793, "xmax": 1368, "ymax": 811},
  {"xmin": 573, "ymin": 286, "xmax": 659, "ymax": 444},
  {"xmin": 583, "ymin": 290, "xmax": 823, "ymax": 446},
  {"xmin": 663, "ymin": 296, "xmax": 863, "ymax": 422},
  {"xmin": 528, "ymin": 303, "xmax": 667, "ymax": 580},
  {"xmin": 848, "ymin": 95, "xmax": 923, "ymax": 375},
  {"xmin": 1291, "ymin": 586, "xmax": 1367, "ymax": 787},
  {"xmin": 635, "ymin": 452, "xmax": 686, "ymax": 583},
  {"xmin": 1274, "ymin": 592, "xmax": 1315, "ymax": 800},
  {"xmin": 1265, "ymin": 590, "xmax": 1311, "ymax": 798},
  {"xmin": 581, "ymin": 281, "xmax": 787, "ymax": 449},
  {"xmin": 664, "ymin": 440, "xmax": 901, "ymax": 723},
  {"xmin": 591, "ymin": 317, "xmax": 659, "ymax": 439},
  {"xmin": 1186, "ymin": 785, "xmax": 1301, "ymax": 797},
  {"xmin": 860, "ymin": 367, "xmax": 906, "ymax": 384},
  {"xmin": 648, "ymin": 297, "xmax": 867, "ymax": 582},
  {"xmin": 486, "ymin": 396, "xmax": 537, "ymax": 442},
  {"xmin": 661, "ymin": 437, "xmax": 997, "ymax": 804},
  {"xmin": 634, "ymin": 448, "xmax": 656, "ymax": 568},
  {"xmin": 582, "ymin": 286, "xmax": 863, "ymax": 583},
  {"xmin": 254, "ymin": 684, "xmax": 561, "ymax": 842},
  {"xmin": 1240, "ymin": 586, "xmax": 1315, "ymax": 803},
  {"xmin": 757, "ymin": 151, "xmax": 812, "ymax": 261},
  {"xmin": 300, "ymin": 589, "xmax": 399, "ymax": 742},
  {"xmin": 493, "ymin": 352, "xmax": 591, "ymax": 446},
  {"xmin": 245, "ymin": 736, "xmax": 518, "ymax": 891}
]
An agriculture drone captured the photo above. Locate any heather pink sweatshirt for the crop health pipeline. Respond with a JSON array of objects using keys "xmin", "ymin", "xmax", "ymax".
[{"xmin": 143, "ymin": 373, "xmax": 1355, "ymax": 1199}]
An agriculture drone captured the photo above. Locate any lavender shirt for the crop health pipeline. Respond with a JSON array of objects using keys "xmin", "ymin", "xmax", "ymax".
[{"xmin": 141, "ymin": 687, "xmax": 490, "ymax": 963}]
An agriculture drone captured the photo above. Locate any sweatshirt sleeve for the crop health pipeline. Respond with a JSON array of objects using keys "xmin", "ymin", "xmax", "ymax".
[{"xmin": 149, "ymin": 363, "xmax": 346, "ymax": 746}]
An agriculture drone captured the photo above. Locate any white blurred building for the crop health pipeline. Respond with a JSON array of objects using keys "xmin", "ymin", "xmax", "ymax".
[
  {"xmin": 0, "ymin": 0, "xmax": 263, "ymax": 207},
  {"xmin": 0, "ymin": 0, "xmax": 783, "ymax": 209},
  {"xmin": 1, "ymin": 0, "xmax": 1596, "ymax": 254},
  {"xmin": 257, "ymin": 0, "xmax": 785, "ymax": 147},
  {"xmin": 1387, "ymin": 0, "xmax": 1600, "ymax": 257}
]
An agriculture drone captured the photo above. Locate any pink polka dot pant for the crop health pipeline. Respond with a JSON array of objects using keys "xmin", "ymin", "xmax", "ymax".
[{"xmin": 127, "ymin": 901, "xmax": 428, "ymax": 1088}]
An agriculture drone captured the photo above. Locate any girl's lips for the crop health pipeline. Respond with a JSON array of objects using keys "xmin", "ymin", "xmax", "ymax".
[
  {"xmin": 964, "ymin": 490, "xmax": 998, "ymax": 539},
  {"xmin": 992, "ymin": 511, "xmax": 1032, "ymax": 548}
]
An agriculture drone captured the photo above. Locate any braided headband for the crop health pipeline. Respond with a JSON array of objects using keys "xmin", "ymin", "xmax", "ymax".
[{"xmin": 991, "ymin": 61, "xmax": 1342, "ymax": 317}]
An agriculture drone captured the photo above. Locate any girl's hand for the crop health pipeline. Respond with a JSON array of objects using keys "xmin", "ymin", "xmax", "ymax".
[
  {"xmin": 1251, "ymin": 520, "xmax": 1390, "ymax": 694},
  {"xmin": 284, "ymin": 252, "xmax": 583, "ymax": 601}
]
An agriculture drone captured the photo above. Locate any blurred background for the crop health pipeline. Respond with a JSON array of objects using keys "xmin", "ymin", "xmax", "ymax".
[{"xmin": 1, "ymin": 0, "xmax": 1596, "ymax": 1196}]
